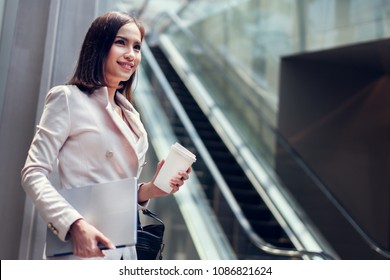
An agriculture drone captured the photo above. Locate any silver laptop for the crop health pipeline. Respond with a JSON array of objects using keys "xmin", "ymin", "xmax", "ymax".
[{"xmin": 45, "ymin": 177, "xmax": 138, "ymax": 257}]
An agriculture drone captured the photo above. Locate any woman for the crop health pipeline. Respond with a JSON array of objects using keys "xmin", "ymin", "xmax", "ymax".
[{"xmin": 21, "ymin": 11, "xmax": 190, "ymax": 260}]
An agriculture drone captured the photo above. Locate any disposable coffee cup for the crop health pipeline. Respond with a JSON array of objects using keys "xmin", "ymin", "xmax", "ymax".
[{"xmin": 154, "ymin": 142, "xmax": 196, "ymax": 193}]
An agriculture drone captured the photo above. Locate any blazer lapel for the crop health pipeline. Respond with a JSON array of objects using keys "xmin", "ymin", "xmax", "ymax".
[
  {"xmin": 116, "ymin": 92, "xmax": 149, "ymax": 160},
  {"xmin": 93, "ymin": 87, "xmax": 148, "ymax": 162}
]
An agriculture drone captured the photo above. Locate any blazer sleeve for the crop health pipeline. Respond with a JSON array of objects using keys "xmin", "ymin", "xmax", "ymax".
[{"xmin": 21, "ymin": 86, "xmax": 83, "ymax": 242}]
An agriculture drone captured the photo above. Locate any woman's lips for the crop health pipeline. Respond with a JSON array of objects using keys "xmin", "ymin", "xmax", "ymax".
[{"xmin": 118, "ymin": 61, "xmax": 134, "ymax": 70}]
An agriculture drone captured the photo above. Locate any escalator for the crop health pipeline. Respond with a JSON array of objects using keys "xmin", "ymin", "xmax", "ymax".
[
  {"xmin": 145, "ymin": 46, "xmax": 299, "ymax": 260},
  {"xmin": 132, "ymin": 3, "xmax": 390, "ymax": 260}
]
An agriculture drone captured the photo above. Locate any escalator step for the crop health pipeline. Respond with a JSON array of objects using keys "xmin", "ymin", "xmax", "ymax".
[
  {"xmin": 238, "ymin": 192, "xmax": 267, "ymax": 204},
  {"xmin": 238, "ymin": 197, "xmax": 270, "ymax": 213}
]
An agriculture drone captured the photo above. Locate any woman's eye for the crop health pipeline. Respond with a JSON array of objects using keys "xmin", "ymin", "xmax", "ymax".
[
  {"xmin": 134, "ymin": 44, "xmax": 141, "ymax": 51},
  {"xmin": 115, "ymin": 39, "xmax": 125, "ymax": 45}
]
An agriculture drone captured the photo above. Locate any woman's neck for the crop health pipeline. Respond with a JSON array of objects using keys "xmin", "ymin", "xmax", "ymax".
[{"xmin": 107, "ymin": 86, "xmax": 117, "ymax": 106}]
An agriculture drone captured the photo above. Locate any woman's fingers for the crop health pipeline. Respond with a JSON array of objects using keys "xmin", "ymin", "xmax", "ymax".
[{"xmin": 70, "ymin": 219, "xmax": 114, "ymax": 258}]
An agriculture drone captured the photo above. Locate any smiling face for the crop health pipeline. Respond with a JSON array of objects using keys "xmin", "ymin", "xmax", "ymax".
[{"xmin": 104, "ymin": 22, "xmax": 142, "ymax": 90}]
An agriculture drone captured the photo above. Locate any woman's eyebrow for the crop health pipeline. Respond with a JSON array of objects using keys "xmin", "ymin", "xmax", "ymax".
[{"xmin": 115, "ymin": 35, "xmax": 128, "ymax": 42}]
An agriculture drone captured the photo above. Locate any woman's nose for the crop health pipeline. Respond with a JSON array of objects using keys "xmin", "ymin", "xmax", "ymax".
[{"xmin": 124, "ymin": 50, "xmax": 135, "ymax": 60}]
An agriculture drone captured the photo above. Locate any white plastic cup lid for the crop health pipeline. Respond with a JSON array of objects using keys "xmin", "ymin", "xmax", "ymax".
[{"xmin": 172, "ymin": 142, "xmax": 196, "ymax": 162}]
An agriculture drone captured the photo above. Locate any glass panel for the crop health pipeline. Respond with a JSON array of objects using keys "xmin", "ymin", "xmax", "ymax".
[{"xmin": 156, "ymin": 0, "xmax": 390, "ymax": 167}]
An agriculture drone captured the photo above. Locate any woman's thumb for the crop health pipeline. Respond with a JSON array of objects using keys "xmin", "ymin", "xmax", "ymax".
[
  {"xmin": 97, "ymin": 234, "xmax": 115, "ymax": 250},
  {"xmin": 152, "ymin": 160, "xmax": 165, "ymax": 182},
  {"xmin": 156, "ymin": 160, "xmax": 165, "ymax": 171}
]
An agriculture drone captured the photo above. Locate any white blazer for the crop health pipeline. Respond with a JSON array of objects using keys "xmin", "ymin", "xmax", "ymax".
[{"xmin": 21, "ymin": 85, "xmax": 149, "ymax": 242}]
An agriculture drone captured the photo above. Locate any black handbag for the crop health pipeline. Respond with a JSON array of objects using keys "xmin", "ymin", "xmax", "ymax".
[{"xmin": 136, "ymin": 209, "xmax": 165, "ymax": 260}]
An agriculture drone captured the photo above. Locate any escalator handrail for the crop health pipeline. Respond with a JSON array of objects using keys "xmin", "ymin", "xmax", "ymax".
[
  {"xmin": 148, "ymin": 11, "xmax": 390, "ymax": 259},
  {"xmin": 142, "ymin": 41, "xmax": 333, "ymax": 260}
]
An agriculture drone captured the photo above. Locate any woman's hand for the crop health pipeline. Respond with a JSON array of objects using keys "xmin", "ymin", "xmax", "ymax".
[
  {"xmin": 69, "ymin": 219, "xmax": 115, "ymax": 258},
  {"xmin": 168, "ymin": 168, "xmax": 190, "ymax": 193},
  {"xmin": 138, "ymin": 160, "xmax": 192, "ymax": 202}
]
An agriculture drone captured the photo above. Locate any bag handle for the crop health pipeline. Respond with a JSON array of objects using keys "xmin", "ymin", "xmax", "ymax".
[{"xmin": 138, "ymin": 209, "xmax": 164, "ymax": 229}]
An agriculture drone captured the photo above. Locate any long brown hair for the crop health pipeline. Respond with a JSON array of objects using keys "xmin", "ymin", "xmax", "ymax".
[{"xmin": 68, "ymin": 11, "xmax": 145, "ymax": 101}]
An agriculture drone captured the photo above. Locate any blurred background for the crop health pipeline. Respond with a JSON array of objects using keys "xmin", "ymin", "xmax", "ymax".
[{"xmin": 1, "ymin": 0, "xmax": 390, "ymax": 260}]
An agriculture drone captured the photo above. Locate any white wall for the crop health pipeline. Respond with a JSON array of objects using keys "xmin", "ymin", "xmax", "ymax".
[{"xmin": 0, "ymin": 0, "xmax": 116, "ymax": 260}]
